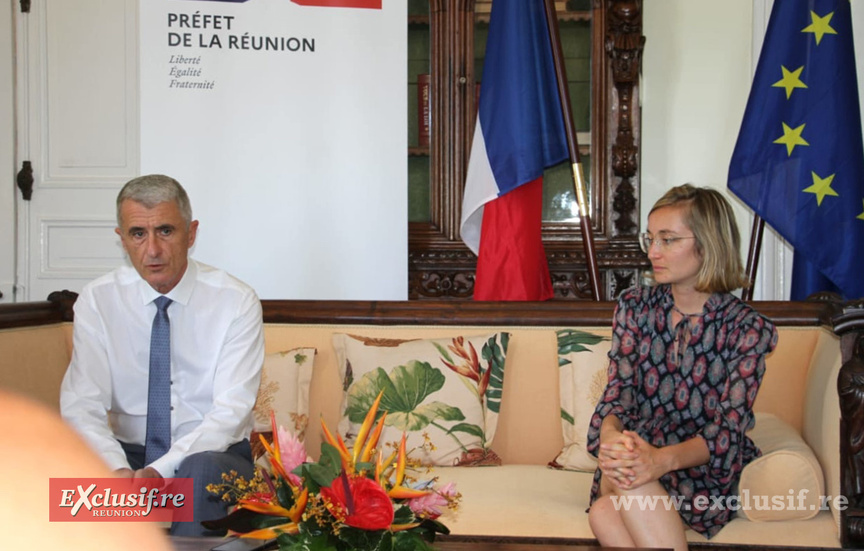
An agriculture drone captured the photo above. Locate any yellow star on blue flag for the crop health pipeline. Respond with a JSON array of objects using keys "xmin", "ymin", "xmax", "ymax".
[{"xmin": 728, "ymin": 0, "xmax": 864, "ymax": 300}]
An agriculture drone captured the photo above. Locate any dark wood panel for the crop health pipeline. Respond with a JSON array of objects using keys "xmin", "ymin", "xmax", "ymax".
[
  {"xmin": 0, "ymin": 290, "xmax": 76, "ymax": 329},
  {"xmin": 260, "ymin": 298, "xmax": 834, "ymax": 327},
  {"xmin": 0, "ymin": 292, "xmax": 839, "ymax": 330}
]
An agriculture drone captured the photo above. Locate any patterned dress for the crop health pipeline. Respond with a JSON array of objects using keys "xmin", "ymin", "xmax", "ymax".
[{"xmin": 586, "ymin": 284, "xmax": 778, "ymax": 538}]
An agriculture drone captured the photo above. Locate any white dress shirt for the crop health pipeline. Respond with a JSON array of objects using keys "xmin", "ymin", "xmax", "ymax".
[{"xmin": 60, "ymin": 259, "xmax": 265, "ymax": 476}]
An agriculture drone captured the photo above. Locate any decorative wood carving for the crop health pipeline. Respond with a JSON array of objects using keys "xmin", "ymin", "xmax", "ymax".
[
  {"xmin": 839, "ymin": 334, "xmax": 864, "ymax": 507},
  {"xmin": 831, "ymin": 299, "xmax": 864, "ymax": 549},
  {"xmin": 413, "ymin": 271, "xmax": 475, "ymax": 300},
  {"xmin": 47, "ymin": 290, "xmax": 79, "ymax": 322},
  {"xmin": 605, "ymin": 0, "xmax": 643, "ymax": 236},
  {"xmin": 550, "ymin": 270, "xmax": 595, "ymax": 300},
  {"xmin": 611, "ymin": 269, "xmax": 638, "ymax": 298}
]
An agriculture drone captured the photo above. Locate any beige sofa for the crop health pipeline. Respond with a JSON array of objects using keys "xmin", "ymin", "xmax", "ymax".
[{"xmin": 1, "ymin": 293, "xmax": 861, "ymax": 550}]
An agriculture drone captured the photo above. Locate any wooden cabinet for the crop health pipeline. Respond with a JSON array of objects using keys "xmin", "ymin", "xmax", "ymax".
[{"xmin": 408, "ymin": 0, "xmax": 647, "ymax": 300}]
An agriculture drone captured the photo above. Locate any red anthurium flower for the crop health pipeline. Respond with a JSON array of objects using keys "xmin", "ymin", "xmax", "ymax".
[{"xmin": 321, "ymin": 472, "xmax": 394, "ymax": 530}]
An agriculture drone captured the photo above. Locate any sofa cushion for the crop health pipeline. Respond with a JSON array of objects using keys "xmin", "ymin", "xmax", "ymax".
[
  {"xmin": 739, "ymin": 412, "xmax": 826, "ymax": 521},
  {"xmin": 332, "ymin": 332, "xmax": 509, "ymax": 466},
  {"xmin": 252, "ymin": 347, "xmax": 316, "ymax": 448},
  {"xmin": 549, "ymin": 328, "xmax": 611, "ymax": 472},
  {"xmin": 436, "ymin": 465, "xmax": 840, "ymax": 548}
]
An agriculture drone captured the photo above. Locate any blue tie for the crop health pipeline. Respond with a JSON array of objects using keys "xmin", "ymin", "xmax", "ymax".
[{"xmin": 145, "ymin": 296, "xmax": 173, "ymax": 465}]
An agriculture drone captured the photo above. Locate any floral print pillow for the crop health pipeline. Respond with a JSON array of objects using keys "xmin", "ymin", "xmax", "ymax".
[
  {"xmin": 549, "ymin": 328, "xmax": 611, "ymax": 472},
  {"xmin": 332, "ymin": 332, "xmax": 509, "ymax": 467},
  {"xmin": 251, "ymin": 347, "xmax": 316, "ymax": 457}
]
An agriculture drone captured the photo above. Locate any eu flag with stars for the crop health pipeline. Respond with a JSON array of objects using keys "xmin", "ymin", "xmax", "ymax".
[{"xmin": 728, "ymin": 0, "xmax": 864, "ymax": 300}]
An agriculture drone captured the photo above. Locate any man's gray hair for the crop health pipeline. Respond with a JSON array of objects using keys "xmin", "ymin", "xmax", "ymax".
[{"xmin": 116, "ymin": 174, "xmax": 193, "ymax": 227}]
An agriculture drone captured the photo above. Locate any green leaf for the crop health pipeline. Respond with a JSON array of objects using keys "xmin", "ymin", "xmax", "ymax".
[
  {"xmin": 380, "ymin": 531, "xmax": 394, "ymax": 551},
  {"xmin": 277, "ymin": 529, "xmax": 337, "ymax": 551},
  {"xmin": 392, "ymin": 504, "xmax": 416, "ymax": 525},
  {"xmin": 561, "ymin": 408, "xmax": 575, "ymax": 425},
  {"xmin": 298, "ymin": 442, "xmax": 341, "ymax": 492},
  {"xmin": 386, "ymin": 401, "xmax": 465, "ymax": 431},
  {"xmin": 431, "ymin": 341, "xmax": 455, "ymax": 364},
  {"xmin": 481, "ymin": 333, "xmax": 508, "ymax": 414},
  {"xmin": 418, "ymin": 517, "xmax": 450, "ymax": 535},
  {"xmin": 345, "ymin": 362, "xmax": 449, "ymax": 428},
  {"xmin": 385, "ymin": 362, "xmax": 447, "ymax": 411},
  {"xmin": 447, "ymin": 422, "xmax": 484, "ymax": 438},
  {"xmin": 556, "ymin": 329, "xmax": 608, "ymax": 358},
  {"xmin": 275, "ymin": 477, "xmax": 295, "ymax": 509},
  {"xmin": 392, "ymin": 531, "xmax": 434, "ymax": 551},
  {"xmin": 335, "ymin": 527, "xmax": 389, "ymax": 551}
]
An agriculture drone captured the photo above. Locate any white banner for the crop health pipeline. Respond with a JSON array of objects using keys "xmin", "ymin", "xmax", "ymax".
[{"xmin": 140, "ymin": 0, "xmax": 406, "ymax": 299}]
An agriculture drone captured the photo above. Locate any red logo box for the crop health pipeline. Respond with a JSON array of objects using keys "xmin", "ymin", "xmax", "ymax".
[
  {"xmin": 49, "ymin": 478, "xmax": 194, "ymax": 522},
  {"xmin": 291, "ymin": 0, "xmax": 381, "ymax": 8}
]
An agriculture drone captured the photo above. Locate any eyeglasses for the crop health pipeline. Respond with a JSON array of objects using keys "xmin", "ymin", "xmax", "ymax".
[{"xmin": 640, "ymin": 232, "xmax": 696, "ymax": 254}]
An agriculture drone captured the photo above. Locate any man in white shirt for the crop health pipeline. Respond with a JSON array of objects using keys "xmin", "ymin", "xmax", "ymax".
[{"xmin": 60, "ymin": 174, "xmax": 265, "ymax": 536}]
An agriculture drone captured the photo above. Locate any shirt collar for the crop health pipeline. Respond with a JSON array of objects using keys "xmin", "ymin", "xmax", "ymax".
[
  {"xmin": 138, "ymin": 258, "xmax": 198, "ymax": 307},
  {"xmin": 659, "ymin": 284, "xmax": 732, "ymax": 315}
]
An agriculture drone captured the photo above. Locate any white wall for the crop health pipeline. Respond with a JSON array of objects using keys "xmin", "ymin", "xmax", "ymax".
[
  {"xmin": 0, "ymin": 0, "xmax": 14, "ymax": 303},
  {"xmin": 641, "ymin": 0, "xmax": 764, "ymax": 293}
]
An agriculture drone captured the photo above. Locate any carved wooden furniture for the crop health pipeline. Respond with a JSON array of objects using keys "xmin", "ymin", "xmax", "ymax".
[
  {"xmin": 2, "ymin": 292, "xmax": 863, "ymax": 549},
  {"xmin": 831, "ymin": 300, "xmax": 864, "ymax": 548},
  {"xmin": 408, "ymin": 0, "xmax": 648, "ymax": 301}
]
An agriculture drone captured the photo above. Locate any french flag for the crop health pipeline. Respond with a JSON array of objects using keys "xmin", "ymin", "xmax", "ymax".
[{"xmin": 461, "ymin": 0, "xmax": 568, "ymax": 301}]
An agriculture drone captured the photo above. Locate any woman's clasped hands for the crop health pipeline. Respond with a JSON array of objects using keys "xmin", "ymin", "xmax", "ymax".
[{"xmin": 598, "ymin": 429, "xmax": 668, "ymax": 490}]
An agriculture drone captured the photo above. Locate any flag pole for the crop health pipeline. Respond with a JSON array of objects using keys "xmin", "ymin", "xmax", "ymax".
[
  {"xmin": 742, "ymin": 215, "xmax": 765, "ymax": 302},
  {"xmin": 542, "ymin": 0, "xmax": 602, "ymax": 301}
]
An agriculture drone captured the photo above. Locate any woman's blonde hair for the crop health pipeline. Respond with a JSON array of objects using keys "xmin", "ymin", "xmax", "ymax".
[{"xmin": 647, "ymin": 184, "xmax": 749, "ymax": 293}]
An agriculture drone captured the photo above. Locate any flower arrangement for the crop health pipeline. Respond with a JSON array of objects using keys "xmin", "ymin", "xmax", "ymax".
[{"xmin": 204, "ymin": 392, "xmax": 460, "ymax": 551}]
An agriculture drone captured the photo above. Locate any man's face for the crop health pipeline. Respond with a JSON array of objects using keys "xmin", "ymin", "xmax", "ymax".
[{"xmin": 116, "ymin": 199, "xmax": 198, "ymax": 294}]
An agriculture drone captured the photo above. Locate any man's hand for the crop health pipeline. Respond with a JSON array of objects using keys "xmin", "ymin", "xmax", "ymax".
[
  {"xmin": 133, "ymin": 467, "xmax": 166, "ymax": 490},
  {"xmin": 113, "ymin": 466, "xmax": 163, "ymax": 479},
  {"xmin": 133, "ymin": 467, "xmax": 163, "ymax": 479}
]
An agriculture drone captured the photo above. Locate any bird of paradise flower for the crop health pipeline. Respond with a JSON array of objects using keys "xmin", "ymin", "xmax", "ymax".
[
  {"xmin": 345, "ymin": 334, "xmax": 508, "ymax": 455},
  {"xmin": 204, "ymin": 393, "xmax": 456, "ymax": 550},
  {"xmin": 434, "ymin": 335, "xmax": 507, "ymax": 414}
]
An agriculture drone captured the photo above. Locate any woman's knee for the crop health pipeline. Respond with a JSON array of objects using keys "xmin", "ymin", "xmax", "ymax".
[{"xmin": 588, "ymin": 495, "xmax": 620, "ymax": 532}]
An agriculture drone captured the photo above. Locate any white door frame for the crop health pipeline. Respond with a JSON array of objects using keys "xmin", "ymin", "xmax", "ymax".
[{"xmin": 1, "ymin": 0, "xmax": 16, "ymax": 303}]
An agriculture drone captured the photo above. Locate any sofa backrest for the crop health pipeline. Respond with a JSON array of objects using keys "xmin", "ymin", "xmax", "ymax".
[
  {"xmin": 265, "ymin": 322, "xmax": 840, "ymax": 467},
  {"xmin": 0, "ymin": 323, "xmax": 72, "ymax": 410},
  {"xmin": 266, "ymin": 324, "xmax": 569, "ymax": 465},
  {"xmin": 0, "ymin": 298, "xmax": 843, "ymax": 468}
]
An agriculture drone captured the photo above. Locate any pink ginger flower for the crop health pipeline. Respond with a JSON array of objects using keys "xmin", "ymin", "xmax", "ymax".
[
  {"xmin": 276, "ymin": 426, "xmax": 310, "ymax": 487},
  {"xmin": 407, "ymin": 482, "xmax": 458, "ymax": 520}
]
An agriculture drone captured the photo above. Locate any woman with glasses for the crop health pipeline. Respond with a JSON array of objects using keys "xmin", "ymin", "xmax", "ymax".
[{"xmin": 586, "ymin": 184, "xmax": 778, "ymax": 551}]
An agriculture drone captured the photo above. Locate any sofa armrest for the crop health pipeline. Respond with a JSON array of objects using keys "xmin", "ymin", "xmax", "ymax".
[{"xmin": 0, "ymin": 290, "xmax": 76, "ymax": 329}]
